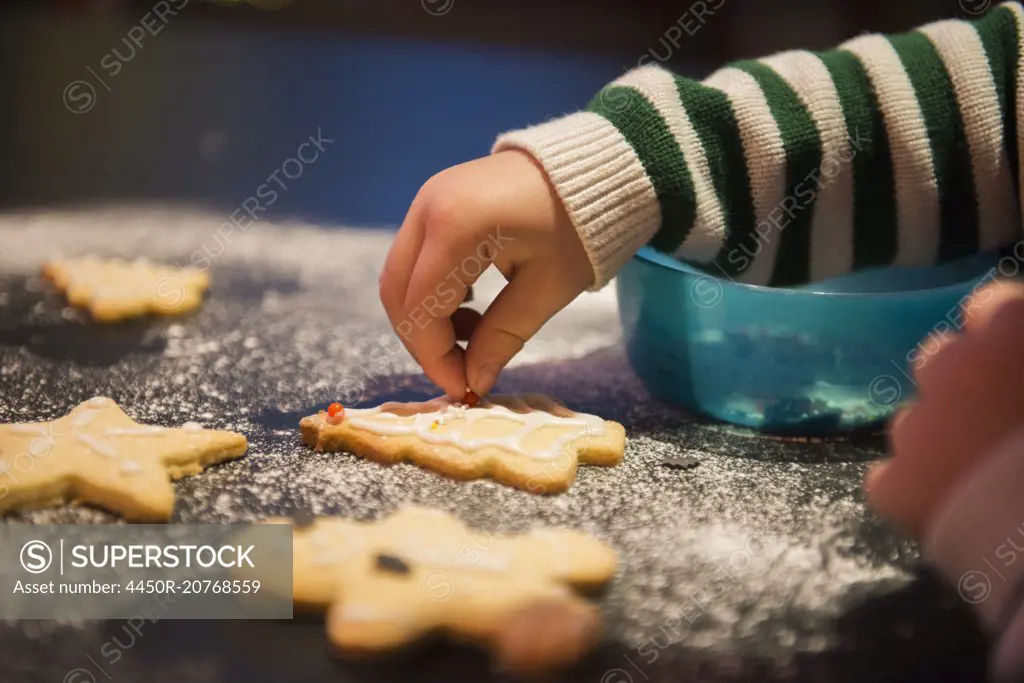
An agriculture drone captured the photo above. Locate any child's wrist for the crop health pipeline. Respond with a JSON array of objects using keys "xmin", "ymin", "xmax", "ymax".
[{"xmin": 493, "ymin": 111, "xmax": 661, "ymax": 290}]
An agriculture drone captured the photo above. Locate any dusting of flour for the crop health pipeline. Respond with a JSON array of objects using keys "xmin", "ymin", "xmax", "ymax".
[{"xmin": 0, "ymin": 206, "xmax": 932, "ymax": 680}]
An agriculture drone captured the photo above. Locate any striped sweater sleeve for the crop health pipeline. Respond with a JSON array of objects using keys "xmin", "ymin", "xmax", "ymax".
[{"xmin": 493, "ymin": 3, "xmax": 1024, "ymax": 290}]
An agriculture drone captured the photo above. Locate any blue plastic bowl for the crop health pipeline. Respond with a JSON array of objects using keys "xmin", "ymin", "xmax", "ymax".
[{"xmin": 616, "ymin": 247, "xmax": 1000, "ymax": 434}]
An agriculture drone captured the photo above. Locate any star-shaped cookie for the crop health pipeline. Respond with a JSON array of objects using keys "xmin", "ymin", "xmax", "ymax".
[
  {"xmin": 300, "ymin": 395, "xmax": 625, "ymax": 494},
  {"xmin": 42, "ymin": 256, "xmax": 210, "ymax": 322},
  {"xmin": 261, "ymin": 506, "xmax": 617, "ymax": 674},
  {"xmin": 0, "ymin": 397, "xmax": 247, "ymax": 520}
]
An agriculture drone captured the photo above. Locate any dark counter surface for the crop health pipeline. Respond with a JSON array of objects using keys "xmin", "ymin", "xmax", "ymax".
[{"xmin": 0, "ymin": 207, "xmax": 987, "ymax": 683}]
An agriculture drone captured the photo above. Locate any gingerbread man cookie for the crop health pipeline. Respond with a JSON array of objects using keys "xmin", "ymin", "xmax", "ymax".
[
  {"xmin": 0, "ymin": 397, "xmax": 247, "ymax": 520},
  {"xmin": 42, "ymin": 256, "xmax": 209, "ymax": 322},
  {"xmin": 299, "ymin": 395, "xmax": 625, "ymax": 494},
  {"xmin": 266, "ymin": 506, "xmax": 617, "ymax": 674}
]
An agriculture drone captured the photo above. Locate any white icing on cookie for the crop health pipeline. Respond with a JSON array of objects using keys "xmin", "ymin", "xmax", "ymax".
[
  {"xmin": 103, "ymin": 426, "xmax": 171, "ymax": 436},
  {"xmin": 86, "ymin": 397, "xmax": 111, "ymax": 408},
  {"xmin": 3, "ymin": 425, "xmax": 60, "ymax": 457},
  {"xmin": 0, "ymin": 461, "xmax": 10, "ymax": 474},
  {"xmin": 28, "ymin": 437, "xmax": 54, "ymax": 457},
  {"xmin": 6, "ymin": 424, "xmax": 48, "ymax": 435},
  {"xmin": 94, "ymin": 287, "xmax": 120, "ymax": 300},
  {"xmin": 71, "ymin": 409, "xmax": 101, "ymax": 428},
  {"xmin": 74, "ymin": 434, "xmax": 119, "ymax": 458},
  {"xmin": 120, "ymin": 460, "xmax": 142, "ymax": 475},
  {"xmin": 413, "ymin": 547, "xmax": 510, "ymax": 572},
  {"xmin": 308, "ymin": 531, "xmax": 363, "ymax": 566},
  {"xmin": 344, "ymin": 399, "xmax": 605, "ymax": 461},
  {"xmin": 391, "ymin": 533, "xmax": 510, "ymax": 571},
  {"xmin": 337, "ymin": 603, "xmax": 382, "ymax": 622},
  {"xmin": 528, "ymin": 529, "xmax": 574, "ymax": 573},
  {"xmin": 181, "ymin": 421, "xmax": 204, "ymax": 432}
]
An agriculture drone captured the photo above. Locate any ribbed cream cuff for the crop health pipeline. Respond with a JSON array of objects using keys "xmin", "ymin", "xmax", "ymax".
[{"xmin": 492, "ymin": 112, "xmax": 661, "ymax": 291}]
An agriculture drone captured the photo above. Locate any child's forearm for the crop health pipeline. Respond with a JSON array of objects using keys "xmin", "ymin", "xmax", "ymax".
[{"xmin": 495, "ymin": 3, "xmax": 1024, "ymax": 289}]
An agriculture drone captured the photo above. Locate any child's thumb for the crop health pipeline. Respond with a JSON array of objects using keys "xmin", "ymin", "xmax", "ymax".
[{"xmin": 465, "ymin": 268, "xmax": 573, "ymax": 396}]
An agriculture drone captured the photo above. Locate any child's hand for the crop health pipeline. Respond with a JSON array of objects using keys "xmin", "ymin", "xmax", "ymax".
[
  {"xmin": 865, "ymin": 281, "xmax": 1024, "ymax": 539},
  {"xmin": 379, "ymin": 150, "xmax": 593, "ymax": 398}
]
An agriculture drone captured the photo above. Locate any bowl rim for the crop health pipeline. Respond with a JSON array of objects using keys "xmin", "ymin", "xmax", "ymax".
[{"xmin": 630, "ymin": 246, "xmax": 999, "ymax": 299}]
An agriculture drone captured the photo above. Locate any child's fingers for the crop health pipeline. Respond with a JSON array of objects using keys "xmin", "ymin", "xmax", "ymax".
[
  {"xmin": 452, "ymin": 307, "xmax": 482, "ymax": 342},
  {"xmin": 379, "ymin": 209, "xmax": 468, "ymax": 397},
  {"xmin": 379, "ymin": 205, "xmax": 427, "ymax": 315},
  {"xmin": 911, "ymin": 331, "xmax": 960, "ymax": 398},
  {"xmin": 397, "ymin": 291, "xmax": 464, "ymax": 398},
  {"xmin": 398, "ymin": 235, "xmax": 495, "ymax": 397},
  {"xmin": 962, "ymin": 279, "xmax": 1024, "ymax": 333},
  {"xmin": 872, "ymin": 402, "xmax": 963, "ymax": 537},
  {"xmin": 465, "ymin": 265, "xmax": 576, "ymax": 395},
  {"xmin": 379, "ymin": 209, "xmax": 427, "ymax": 351}
]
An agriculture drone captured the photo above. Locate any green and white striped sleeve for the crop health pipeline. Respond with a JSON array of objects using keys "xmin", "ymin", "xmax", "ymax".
[{"xmin": 493, "ymin": 2, "xmax": 1024, "ymax": 289}]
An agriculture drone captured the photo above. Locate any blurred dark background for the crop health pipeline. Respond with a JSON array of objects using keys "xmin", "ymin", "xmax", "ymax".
[{"xmin": 0, "ymin": 0, "xmax": 970, "ymax": 229}]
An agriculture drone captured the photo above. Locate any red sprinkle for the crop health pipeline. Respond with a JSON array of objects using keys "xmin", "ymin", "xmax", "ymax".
[
  {"xmin": 327, "ymin": 402, "xmax": 345, "ymax": 424},
  {"xmin": 462, "ymin": 390, "xmax": 479, "ymax": 408}
]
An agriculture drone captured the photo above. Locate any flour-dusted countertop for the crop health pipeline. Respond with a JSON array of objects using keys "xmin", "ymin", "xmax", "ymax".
[{"xmin": 0, "ymin": 207, "xmax": 986, "ymax": 683}]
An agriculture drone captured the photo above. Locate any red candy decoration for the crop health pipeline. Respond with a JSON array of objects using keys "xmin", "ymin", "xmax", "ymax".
[
  {"xmin": 462, "ymin": 390, "xmax": 479, "ymax": 408},
  {"xmin": 327, "ymin": 402, "xmax": 345, "ymax": 424}
]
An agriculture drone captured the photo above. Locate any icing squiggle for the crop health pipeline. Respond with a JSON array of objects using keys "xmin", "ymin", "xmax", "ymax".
[
  {"xmin": 120, "ymin": 460, "xmax": 143, "ymax": 475},
  {"xmin": 343, "ymin": 398, "xmax": 604, "ymax": 461},
  {"xmin": 338, "ymin": 603, "xmax": 385, "ymax": 622},
  {"xmin": 403, "ymin": 545, "xmax": 510, "ymax": 571},
  {"xmin": 103, "ymin": 423, "xmax": 205, "ymax": 437},
  {"xmin": 103, "ymin": 426, "xmax": 168, "ymax": 436},
  {"xmin": 75, "ymin": 434, "xmax": 119, "ymax": 458},
  {"xmin": 6, "ymin": 425, "xmax": 49, "ymax": 435},
  {"xmin": 71, "ymin": 409, "xmax": 101, "ymax": 428}
]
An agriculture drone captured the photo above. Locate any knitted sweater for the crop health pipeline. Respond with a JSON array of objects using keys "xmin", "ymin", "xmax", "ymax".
[{"xmin": 494, "ymin": 2, "xmax": 1024, "ymax": 290}]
